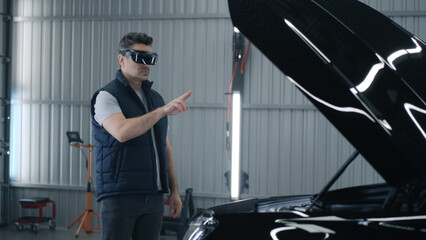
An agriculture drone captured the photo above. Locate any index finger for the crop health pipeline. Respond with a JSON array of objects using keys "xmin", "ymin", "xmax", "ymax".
[{"xmin": 178, "ymin": 90, "xmax": 192, "ymax": 101}]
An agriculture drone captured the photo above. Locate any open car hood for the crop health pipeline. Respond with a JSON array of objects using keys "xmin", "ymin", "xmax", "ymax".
[{"xmin": 228, "ymin": 0, "xmax": 426, "ymax": 184}]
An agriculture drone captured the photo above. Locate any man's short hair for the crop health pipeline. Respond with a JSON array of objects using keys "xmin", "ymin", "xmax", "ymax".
[{"xmin": 118, "ymin": 32, "xmax": 153, "ymax": 51}]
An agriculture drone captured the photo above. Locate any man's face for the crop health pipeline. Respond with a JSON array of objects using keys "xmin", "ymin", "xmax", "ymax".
[{"xmin": 119, "ymin": 43, "xmax": 152, "ymax": 81}]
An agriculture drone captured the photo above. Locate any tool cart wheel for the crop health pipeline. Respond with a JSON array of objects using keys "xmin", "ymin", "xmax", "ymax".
[
  {"xmin": 15, "ymin": 222, "xmax": 24, "ymax": 231},
  {"xmin": 49, "ymin": 220, "xmax": 56, "ymax": 229},
  {"xmin": 31, "ymin": 224, "xmax": 39, "ymax": 233}
]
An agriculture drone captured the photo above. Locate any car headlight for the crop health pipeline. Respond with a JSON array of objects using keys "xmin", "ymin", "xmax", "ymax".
[{"xmin": 182, "ymin": 209, "xmax": 219, "ymax": 240}]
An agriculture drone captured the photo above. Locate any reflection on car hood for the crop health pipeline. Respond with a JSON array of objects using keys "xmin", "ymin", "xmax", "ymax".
[
  {"xmin": 228, "ymin": 0, "xmax": 426, "ymax": 184},
  {"xmin": 209, "ymin": 195, "xmax": 312, "ymax": 214}
]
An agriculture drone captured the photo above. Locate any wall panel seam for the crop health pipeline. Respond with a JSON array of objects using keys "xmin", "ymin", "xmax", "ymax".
[
  {"xmin": 10, "ymin": 101, "xmax": 317, "ymax": 110},
  {"xmin": 13, "ymin": 13, "xmax": 231, "ymax": 22},
  {"xmin": 12, "ymin": 10, "xmax": 426, "ymax": 22}
]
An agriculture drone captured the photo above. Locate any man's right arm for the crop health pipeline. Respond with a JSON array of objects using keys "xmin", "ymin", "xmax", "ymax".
[
  {"xmin": 103, "ymin": 109, "xmax": 165, "ymax": 142},
  {"xmin": 102, "ymin": 90, "xmax": 192, "ymax": 143}
]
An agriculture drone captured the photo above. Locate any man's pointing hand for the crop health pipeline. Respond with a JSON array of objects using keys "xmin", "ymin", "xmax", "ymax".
[{"xmin": 163, "ymin": 91, "xmax": 192, "ymax": 116}]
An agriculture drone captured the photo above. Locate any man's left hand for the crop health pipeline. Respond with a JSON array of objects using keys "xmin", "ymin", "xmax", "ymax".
[{"xmin": 168, "ymin": 192, "xmax": 182, "ymax": 218}]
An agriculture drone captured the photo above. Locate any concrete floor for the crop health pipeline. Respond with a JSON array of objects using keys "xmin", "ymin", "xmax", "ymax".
[{"xmin": 0, "ymin": 224, "xmax": 177, "ymax": 240}]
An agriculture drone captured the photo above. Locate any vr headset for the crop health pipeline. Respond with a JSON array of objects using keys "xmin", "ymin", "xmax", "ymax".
[{"xmin": 118, "ymin": 49, "xmax": 158, "ymax": 65}]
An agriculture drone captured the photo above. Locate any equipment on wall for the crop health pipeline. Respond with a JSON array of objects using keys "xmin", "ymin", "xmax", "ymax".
[
  {"xmin": 226, "ymin": 27, "xmax": 251, "ymax": 200},
  {"xmin": 66, "ymin": 131, "xmax": 100, "ymax": 237}
]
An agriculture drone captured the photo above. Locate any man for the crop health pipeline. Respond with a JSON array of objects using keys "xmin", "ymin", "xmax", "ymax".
[{"xmin": 91, "ymin": 32, "xmax": 191, "ymax": 240}]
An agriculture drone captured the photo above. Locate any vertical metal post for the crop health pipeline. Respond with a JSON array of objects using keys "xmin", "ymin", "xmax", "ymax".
[{"xmin": 0, "ymin": 0, "xmax": 12, "ymax": 226}]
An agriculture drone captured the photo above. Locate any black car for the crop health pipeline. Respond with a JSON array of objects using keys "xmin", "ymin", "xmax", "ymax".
[{"xmin": 182, "ymin": 0, "xmax": 426, "ymax": 239}]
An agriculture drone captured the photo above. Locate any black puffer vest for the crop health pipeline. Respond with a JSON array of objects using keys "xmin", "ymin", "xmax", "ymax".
[{"xmin": 91, "ymin": 70, "xmax": 169, "ymax": 201}]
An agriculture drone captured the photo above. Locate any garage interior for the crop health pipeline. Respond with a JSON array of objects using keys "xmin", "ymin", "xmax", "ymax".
[{"xmin": 1, "ymin": 0, "xmax": 425, "ymax": 239}]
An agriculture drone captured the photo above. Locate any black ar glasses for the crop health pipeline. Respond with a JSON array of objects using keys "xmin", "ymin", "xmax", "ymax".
[{"xmin": 118, "ymin": 49, "xmax": 158, "ymax": 65}]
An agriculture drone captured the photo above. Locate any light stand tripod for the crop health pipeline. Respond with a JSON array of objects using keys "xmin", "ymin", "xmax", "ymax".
[{"xmin": 66, "ymin": 132, "xmax": 100, "ymax": 238}]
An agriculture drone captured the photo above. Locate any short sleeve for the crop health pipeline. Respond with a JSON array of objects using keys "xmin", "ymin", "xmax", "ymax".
[{"xmin": 94, "ymin": 91, "xmax": 122, "ymax": 126}]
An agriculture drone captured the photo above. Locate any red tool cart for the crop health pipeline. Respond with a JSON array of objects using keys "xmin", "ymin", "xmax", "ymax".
[{"xmin": 13, "ymin": 197, "xmax": 56, "ymax": 233}]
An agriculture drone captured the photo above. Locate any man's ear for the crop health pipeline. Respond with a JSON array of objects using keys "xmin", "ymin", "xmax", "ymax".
[{"xmin": 118, "ymin": 54, "xmax": 125, "ymax": 68}]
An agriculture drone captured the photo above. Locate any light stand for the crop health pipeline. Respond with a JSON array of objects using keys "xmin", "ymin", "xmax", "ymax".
[{"xmin": 66, "ymin": 132, "xmax": 100, "ymax": 238}]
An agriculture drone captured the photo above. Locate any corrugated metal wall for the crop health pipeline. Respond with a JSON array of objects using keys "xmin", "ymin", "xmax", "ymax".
[{"xmin": 7, "ymin": 0, "xmax": 426, "ymax": 229}]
